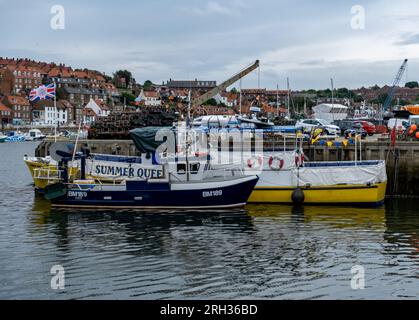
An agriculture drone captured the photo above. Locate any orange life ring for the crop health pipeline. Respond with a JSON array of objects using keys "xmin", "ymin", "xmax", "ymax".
[{"xmin": 269, "ymin": 156, "xmax": 285, "ymax": 171}]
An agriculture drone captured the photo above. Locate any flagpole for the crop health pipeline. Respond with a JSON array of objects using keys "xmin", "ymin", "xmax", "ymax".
[{"xmin": 54, "ymin": 79, "xmax": 57, "ymax": 142}]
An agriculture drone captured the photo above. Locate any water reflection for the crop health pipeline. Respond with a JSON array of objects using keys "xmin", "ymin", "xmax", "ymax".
[
  {"xmin": 29, "ymin": 197, "xmax": 256, "ymax": 256},
  {"xmin": 23, "ymin": 194, "xmax": 419, "ymax": 299},
  {"xmin": 247, "ymin": 204, "xmax": 386, "ymax": 230}
]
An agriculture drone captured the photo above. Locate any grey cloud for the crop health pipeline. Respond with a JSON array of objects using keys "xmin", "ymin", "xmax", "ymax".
[{"xmin": 397, "ymin": 33, "xmax": 419, "ymax": 45}]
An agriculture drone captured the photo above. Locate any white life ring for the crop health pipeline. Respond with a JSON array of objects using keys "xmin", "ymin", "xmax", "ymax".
[
  {"xmin": 269, "ymin": 156, "xmax": 285, "ymax": 171},
  {"xmin": 247, "ymin": 156, "xmax": 263, "ymax": 170}
]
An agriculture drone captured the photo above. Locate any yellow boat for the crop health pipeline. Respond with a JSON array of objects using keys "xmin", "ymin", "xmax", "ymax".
[
  {"xmin": 247, "ymin": 152, "xmax": 387, "ymax": 206},
  {"xmin": 24, "ymin": 156, "xmax": 80, "ymax": 190}
]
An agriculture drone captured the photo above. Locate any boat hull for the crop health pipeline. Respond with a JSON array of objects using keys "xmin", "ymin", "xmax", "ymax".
[
  {"xmin": 50, "ymin": 176, "xmax": 259, "ymax": 210},
  {"xmin": 248, "ymin": 181, "xmax": 387, "ymax": 206}
]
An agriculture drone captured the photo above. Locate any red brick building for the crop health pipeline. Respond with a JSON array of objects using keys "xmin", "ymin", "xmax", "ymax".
[
  {"xmin": 3, "ymin": 95, "xmax": 31, "ymax": 124},
  {"xmin": 0, "ymin": 68, "xmax": 14, "ymax": 95},
  {"xmin": 7, "ymin": 65, "xmax": 45, "ymax": 94},
  {"xmin": 0, "ymin": 101, "xmax": 12, "ymax": 125}
]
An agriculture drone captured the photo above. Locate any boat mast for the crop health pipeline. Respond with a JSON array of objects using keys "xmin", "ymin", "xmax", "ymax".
[
  {"xmin": 239, "ymin": 78, "xmax": 242, "ymax": 116},
  {"xmin": 186, "ymin": 90, "xmax": 191, "ymax": 182},
  {"xmin": 331, "ymin": 78, "xmax": 335, "ymax": 123}
]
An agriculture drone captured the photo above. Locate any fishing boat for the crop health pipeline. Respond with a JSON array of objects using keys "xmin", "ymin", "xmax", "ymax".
[
  {"xmin": 43, "ymin": 153, "xmax": 259, "ymax": 210},
  {"xmin": 24, "ymin": 129, "xmax": 46, "ymax": 141},
  {"xmin": 247, "ymin": 151, "xmax": 387, "ymax": 206},
  {"xmin": 0, "ymin": 133, "xmax": 7, "ymax": 143},
  {"xmin": 5, "ymin": 131, "xmax": 25, "ymax": 142}
]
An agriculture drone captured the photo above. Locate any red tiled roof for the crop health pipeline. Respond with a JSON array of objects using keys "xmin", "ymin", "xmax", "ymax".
[
  {"xmin": 7, "ymin": 96, "xmax": 30, "ymax": 106},
  {"xmin": 144, "ymin": 91, "xmax": 158, "ymax": 98},
  {"xmin": 0, "ymin": 102, "xmax": 12, "ymax": 112}
]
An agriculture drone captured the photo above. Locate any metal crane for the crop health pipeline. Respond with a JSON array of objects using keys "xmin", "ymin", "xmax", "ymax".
[
  {"xmin": 383, "ymin": 59, "xmax": 408, "ymax": 112},
  {"xmin": 191, "ymin": 60, "xmax": 260, "ymax": 109}
]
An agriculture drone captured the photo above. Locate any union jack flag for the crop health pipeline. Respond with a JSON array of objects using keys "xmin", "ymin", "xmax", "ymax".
[{"xmin": 29, "ymin": 83, "xmax": 56, "ymax": 102}]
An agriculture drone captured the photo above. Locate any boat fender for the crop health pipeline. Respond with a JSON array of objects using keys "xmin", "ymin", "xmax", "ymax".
[
  {"xmin": 269, "ymin": 156, "xmax": 284, "ymax": 171},
  {"xmin": 291, "ymin": 188, "xmax": 305, "ymax": 205},
  {"xmin": 295, "ymin": 154, "xmax": 305, "ymax": 168},
  {"xmin": 247, "ymin": 156, "xmax": 263, "ymax": 170}
]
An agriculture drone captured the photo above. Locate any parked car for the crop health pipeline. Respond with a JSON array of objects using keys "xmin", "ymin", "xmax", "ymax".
[
  {"xmin": 354, "ymin": 121, "xmax": 376, "ymax": 136},
  {"xmin": 295, "ymin": 119, "xmax": 340, "ymax": 136},
  {"xmin": 334, "ymin": 119, "xmax": 356, "ymax": 135},
  {"xmin": 344, "ymin": 123, "xmax": 367, "ymax": 139}
]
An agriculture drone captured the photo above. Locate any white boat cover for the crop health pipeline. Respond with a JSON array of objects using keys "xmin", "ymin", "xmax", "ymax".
[{"xmin": 292, "ymin": 161, "xmax": 387, "ymax": 187}]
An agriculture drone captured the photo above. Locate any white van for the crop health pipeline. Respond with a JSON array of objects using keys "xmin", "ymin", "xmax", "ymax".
[{"xmin": 387, "ymin": 118, "xmax": 409, "ymax": 131}]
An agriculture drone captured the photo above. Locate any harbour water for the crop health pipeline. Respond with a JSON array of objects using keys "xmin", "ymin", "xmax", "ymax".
[{"xmin": 0, "ymin": 142, "xmax": 418, "ymax": 299}]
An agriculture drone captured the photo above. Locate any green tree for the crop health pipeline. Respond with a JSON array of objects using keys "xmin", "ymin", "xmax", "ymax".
[
  {"xmin": 113, "ymin": 70, "xmax": 133, "ymax": 88},
  {"xmin": 143, "ymin": 80, "xmax": 153, "ymax": 90},
  {"xmin": 230, "ymin": 87, "xmax": 238, "ymax": 94},
  {"xmin": 353, "ymin": 94, "xmax": 364, "ymax": 103},
  {"xmin": 121, "ymin": 92, "xmax": 136, "ymax": 105},
  {"xmin": 203, "ymin": 98, "xmax": 217, "ymax": 106},
  {"xmin": 371, "ymin": 93, "xmax": 388, "ymax": 105},
  {"xmin": 405, "ymin": 81, "xmax": 419, "ymax": 89},
  {"xmin": 103, "ymin": 74, "xmax": 113, "ymax": 82}
]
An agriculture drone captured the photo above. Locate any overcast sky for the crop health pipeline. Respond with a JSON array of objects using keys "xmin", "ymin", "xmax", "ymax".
[{"xmin": 1, "ymin": 0, "xmax": 419, "ymax": 90}]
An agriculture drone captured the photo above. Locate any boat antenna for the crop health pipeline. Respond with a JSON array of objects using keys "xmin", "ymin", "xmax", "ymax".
[
  {"xmin": 186, "ymin": 89, "xmax": 192, "ymax": 182},
  {"xmin": 72, "ymin": 117, "xmax": 83, "ymax": 163}
]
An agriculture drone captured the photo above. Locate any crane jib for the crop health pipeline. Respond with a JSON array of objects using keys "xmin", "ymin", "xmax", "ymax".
[
  {"xmin": 191, "ymin": 60, "xmax": 260, "ymax": 109},
  {"xmin": 383, "ymin": 59, "xmax": 408, "ymax": 112}
]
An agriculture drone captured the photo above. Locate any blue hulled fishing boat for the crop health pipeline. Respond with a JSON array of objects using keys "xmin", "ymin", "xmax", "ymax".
[
  {"xmin": 43, "ymin": 126, "xmax": 259, "ymax": 210},
  {"xmin": 45, "ymin": 174, "xmax": 258, "ymax": 210}
]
